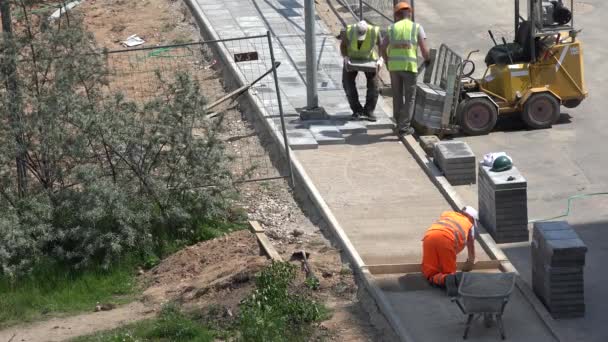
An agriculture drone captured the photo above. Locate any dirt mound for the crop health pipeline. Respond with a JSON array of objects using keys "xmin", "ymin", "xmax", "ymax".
[{"xmin": 143, "ymin": 230, "xmax": 269, "ymax": 306}]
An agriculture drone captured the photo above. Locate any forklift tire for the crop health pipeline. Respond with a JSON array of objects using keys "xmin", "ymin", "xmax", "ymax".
[
  {"xmin": 522, "ymin": 93, "xmax": 560, "ymax": 129},
  {"xmin": 458, "ymin": 98, "xmax": 498, "ymax": 136}
]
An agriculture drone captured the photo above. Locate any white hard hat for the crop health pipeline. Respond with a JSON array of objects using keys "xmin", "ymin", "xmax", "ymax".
[
  {"xmin": 462, "ymin": 206, "xmax": 479, "ymax": 221},
  {"xmin": 356, "ymin": 20, "xmax": 368, "ymax": 41}
]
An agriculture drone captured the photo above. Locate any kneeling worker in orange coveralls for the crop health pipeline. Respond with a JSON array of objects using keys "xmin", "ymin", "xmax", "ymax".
[{"xmin": 422, "ymin": 206, "xmax": 478, "ymax": 296}]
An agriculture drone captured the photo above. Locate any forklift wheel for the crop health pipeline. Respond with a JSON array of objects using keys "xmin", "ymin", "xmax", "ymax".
[
  {"xmin": 522, "ymin": 93, "xmax": 560, "ymax": 129},
  {"xmin": 458, "ymin": 98, "xmax": 498, "ymax": 136}
]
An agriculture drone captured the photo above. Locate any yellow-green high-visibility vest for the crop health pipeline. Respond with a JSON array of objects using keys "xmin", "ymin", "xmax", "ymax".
[
  {"xmin": 387, "ymin": 19, "xmax": 419, "ymax": 72},
  {"xmin": 346, "ymin": 24, "xmax": 379, "ymax": 61}
]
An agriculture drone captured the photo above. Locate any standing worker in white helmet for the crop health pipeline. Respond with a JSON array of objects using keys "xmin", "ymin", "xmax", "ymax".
[
  {"xmin": 380, "ymin": 1, "xmax": 431, "ymax": 136},
  {"xmin": 340, "ymin": 20, "xmax": 382, "ymax": 121}
]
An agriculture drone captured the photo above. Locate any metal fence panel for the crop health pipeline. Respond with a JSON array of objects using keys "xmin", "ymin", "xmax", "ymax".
[{"xmin": 105, "ymin": 34, "xmax": 291, "ymax": 184}]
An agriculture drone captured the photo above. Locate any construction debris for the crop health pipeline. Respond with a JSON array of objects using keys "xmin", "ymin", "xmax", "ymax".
[
  {"xmin": 122, "ymin": 34, "xmax": 146, "ymax": 47},
  {"xmin": 49, "ymin": 0, "xmax": 83, "ymax": 22}
]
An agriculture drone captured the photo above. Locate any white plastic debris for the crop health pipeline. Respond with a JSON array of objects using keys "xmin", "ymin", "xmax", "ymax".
[
  {"xmin": 122, "ymin": 35, "xmax": 146, "ymax": 47},
  {"xmin": 49, "ymin": 1, "xmax": 83, "ymax": 22},
  {"xmin": 482, "ymin": 152, "xmax": 513, "ymax": 167}
]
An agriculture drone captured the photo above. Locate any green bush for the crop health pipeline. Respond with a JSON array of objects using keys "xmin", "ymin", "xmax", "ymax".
[
  {"xmin": 238, "ymin": 262, "xmax": 329, "ymax": 342},
  {"xmin": 0, "ymin": 5, "xmax": 234, "ymax": 277}
]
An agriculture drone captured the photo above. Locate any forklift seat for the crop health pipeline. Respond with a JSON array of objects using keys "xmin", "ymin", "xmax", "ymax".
[{"xmin": 484, "ymin": 21, "xmax": 539, "ymax": 66}]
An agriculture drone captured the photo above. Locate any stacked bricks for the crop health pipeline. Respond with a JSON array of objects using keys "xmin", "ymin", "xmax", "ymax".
[
  {"xmin": 413, "ymin": 83, "xmax": 446, "ymax": 131},
  {"xmin": 478, "ymin": 164, "xmax": 528, "ymax": 243},
  {"xmin": 433, "ymin": 141, "xmax": 476, "ymax": 185},
  {"xmin": 532, "ymin": 221, "xmax": 587, "ymax": 318}
]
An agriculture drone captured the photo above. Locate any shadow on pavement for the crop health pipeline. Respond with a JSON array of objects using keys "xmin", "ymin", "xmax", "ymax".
[{"xmin": 344, "ymin": 131, "xmax": 398, "ymax": 145}]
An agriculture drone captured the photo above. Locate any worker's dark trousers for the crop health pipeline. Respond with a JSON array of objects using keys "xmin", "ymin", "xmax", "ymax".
[
  {"xmin": 390, "ymin": 71, "xmax": 417, "ymax": 130},
  {"xmin": 342, "ymin": 67, "xmax": 379, "ymax": 116}
]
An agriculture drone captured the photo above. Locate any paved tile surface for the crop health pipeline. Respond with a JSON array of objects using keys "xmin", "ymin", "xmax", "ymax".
[{"xmin": 196, "ymin": 0, "xmax": 393, "ymax": 149}]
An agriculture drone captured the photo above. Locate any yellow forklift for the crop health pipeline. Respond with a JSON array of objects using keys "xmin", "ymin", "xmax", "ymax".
[{"xmin": 421, "ymin": 0, "xmax": 587, "ymax": 136}]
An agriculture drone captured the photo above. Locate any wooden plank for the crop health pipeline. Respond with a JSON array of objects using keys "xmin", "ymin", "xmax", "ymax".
[
  {"xmin": 249, "ymin": 221, "xmax": 283, "ymax": 261},
  {"xmin": 248, "ymin": 220, "xmax": 265, "ymax": 233},
  {"xmin": 366, "ymin": 260, "xmax": 505, "ymax": 275}
]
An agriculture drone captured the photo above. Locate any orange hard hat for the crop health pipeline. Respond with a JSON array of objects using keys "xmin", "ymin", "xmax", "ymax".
[{"xmin": 394, "ymin": 1, "xmax": 411, "ymax": 14}]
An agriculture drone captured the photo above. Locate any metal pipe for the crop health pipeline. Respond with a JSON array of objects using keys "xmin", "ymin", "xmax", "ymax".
[
  {"xmin": 304, "ymin": 0, "xmax": 318, "ymax": 108},
  {"xmin": 359, "ymin": 0, "xmax": 363, "ymax": 20},
  {"xmin": 515, "ymin": 0, "xmax": 520, "ymax": 34},
  {"xmin": 571, "ymin": 0, "xmax": 574, "ymax": 29},
  {"xmin": 411, "ymin": 0, "xmax": 415, "ymax": 22},
  {"xmin": 267, "ymin": 31, "xmax": 294, "ymax": 188}
]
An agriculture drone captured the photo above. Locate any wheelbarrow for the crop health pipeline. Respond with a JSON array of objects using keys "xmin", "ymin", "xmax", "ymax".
[{"xmin": 451, "ymin": 272, "xmax": 516, "ymax": 340}]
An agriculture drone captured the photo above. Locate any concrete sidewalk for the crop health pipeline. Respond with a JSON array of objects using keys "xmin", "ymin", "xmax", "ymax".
[{"xmin": 192, "ymin": 0, "xmax": 557, "ymax": 340}]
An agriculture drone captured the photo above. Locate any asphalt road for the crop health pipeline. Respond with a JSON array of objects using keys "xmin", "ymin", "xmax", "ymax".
[{"xmin": 412, "ymin": 1, "xmax": 608, "ymax": 341}]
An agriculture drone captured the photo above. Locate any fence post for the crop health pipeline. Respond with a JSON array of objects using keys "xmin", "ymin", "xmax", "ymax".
[{"xmin": 266, "ymin": 31, "xmax": 294, "ymax": 188}]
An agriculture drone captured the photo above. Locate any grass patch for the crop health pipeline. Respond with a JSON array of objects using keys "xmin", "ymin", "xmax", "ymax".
[
  {"xmin": 0, "ymin": 219, "xmax": 246, "ymax": 328},
  {"xmin": 0, "ymin": 258, "xmax": 138, "ymax": 328},
  {"xmin": 72, "ymin": 304, "xmax": 215, "ymax": 342},
  {"xmin": 71, "ymin": 262, "xmax": 330, "ymax": 342},
  {"xmin": 238, "ymin": 262, "xmax": 331, "ymax": 342}
]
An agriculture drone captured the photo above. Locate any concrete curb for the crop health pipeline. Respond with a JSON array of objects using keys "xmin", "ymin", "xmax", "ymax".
[
  {"xmin": 400, "ymin": 134, "xmax": 564, "ymax": 342},
  {"xmin": 184, "ymin": 1, "xmax": 414, "ymax": 340}
]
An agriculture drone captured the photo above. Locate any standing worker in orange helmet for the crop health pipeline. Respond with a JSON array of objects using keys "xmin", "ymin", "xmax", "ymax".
[
  {"xmin": 380, "ymin": 1, "xmax": 431, "ymax": 136},
  {"xmin": 422, "ymin": 206, "xmax": 478, "ymax": 296}
]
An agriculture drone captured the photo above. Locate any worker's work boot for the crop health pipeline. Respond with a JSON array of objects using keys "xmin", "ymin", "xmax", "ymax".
[
  {"xmin": 363, "ymin": 111, "xmax": 377, "ymax": 122},
  {"xmin": 398, "ymin": 126, "xmax": 415, "ymax": 137}
]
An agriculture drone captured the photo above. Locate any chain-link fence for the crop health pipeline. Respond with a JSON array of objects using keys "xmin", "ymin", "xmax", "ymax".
[
  {"xmin": 104, "ymin": 33, "xmax": 291, "ymax": 184},
  {"xmin": 341, "ymin": 0, "xmax": 394, "ymax": 26}
]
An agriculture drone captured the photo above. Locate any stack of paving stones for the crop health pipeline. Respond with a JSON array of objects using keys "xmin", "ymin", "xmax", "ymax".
[
  {"xmin": 478, "ymin": 164, "xmax": 528, "ymax": 243},
  {"xmin": 433, "ymin": 141, "xmax": 475, "ymax": 185},
  {"xmin": 532, "ymin": 221, "xmax": 587, "ymax": 318},
  {"xmin": 413, "ymin": 83, "xmax": 446, "ymax": 131}
]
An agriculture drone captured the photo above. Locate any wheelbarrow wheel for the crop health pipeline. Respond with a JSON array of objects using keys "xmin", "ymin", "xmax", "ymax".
[
  {"xmin": 458, "ymin": 98, "xmax": 498, "ymax": 136},
  {"xmin": 522, "ymin": 92, "xmax": 560, "ymax": 129}
]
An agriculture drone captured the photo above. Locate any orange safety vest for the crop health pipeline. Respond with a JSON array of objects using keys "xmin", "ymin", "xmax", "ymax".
[{"xmin": 425, "ymin": 211, "xmax": 474, "ymax": 252}]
